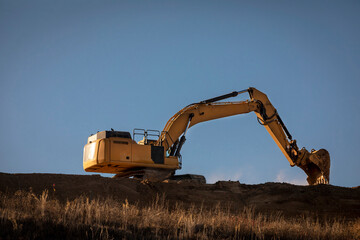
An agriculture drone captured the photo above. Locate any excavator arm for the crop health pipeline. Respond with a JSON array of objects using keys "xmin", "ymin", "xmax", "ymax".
[{"xmin": 157, "ymin": 87, "xmax": 330, "ymax": 185}]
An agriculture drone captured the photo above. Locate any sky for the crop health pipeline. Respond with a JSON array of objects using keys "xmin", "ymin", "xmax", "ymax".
[{"xmin": 1, "ymin": 0, "xmax": 359, "ymax": 187}]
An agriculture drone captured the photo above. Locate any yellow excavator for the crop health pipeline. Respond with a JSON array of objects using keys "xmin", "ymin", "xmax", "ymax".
[{"xmin": 83, "ymin": 87, "xmax": 330, "ymax": 185}]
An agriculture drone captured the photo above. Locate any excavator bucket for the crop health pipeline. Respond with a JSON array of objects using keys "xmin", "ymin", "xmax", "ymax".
[{"xmin": 298, "ymin": 149, "xmax": 330, "ymax": 185}]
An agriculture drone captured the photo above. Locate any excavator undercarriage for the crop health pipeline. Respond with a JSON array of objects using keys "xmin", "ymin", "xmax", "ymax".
[
  {"xmin": 83, "ymin": 87, "xmax": 330, "ymax": 185},
  {"xmin": 113, "ymin": 168, "xmax": 206, "ymax": 184}
]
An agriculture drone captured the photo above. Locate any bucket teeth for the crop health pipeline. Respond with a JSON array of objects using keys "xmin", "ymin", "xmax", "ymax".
[{"xmin": 315, "ymin": 175, "xmax": 329, "ymax": 185}]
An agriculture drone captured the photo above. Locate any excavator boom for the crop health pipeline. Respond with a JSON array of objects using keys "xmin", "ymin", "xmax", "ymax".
[{"xmin": 83, "ymin": 87, "xmax": 330, "ymax": 185}]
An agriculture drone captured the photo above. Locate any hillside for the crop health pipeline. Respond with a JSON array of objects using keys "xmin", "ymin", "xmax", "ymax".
[{"xmin": 1, "ymin": 173, "xmax": 359, "ymax": 219}]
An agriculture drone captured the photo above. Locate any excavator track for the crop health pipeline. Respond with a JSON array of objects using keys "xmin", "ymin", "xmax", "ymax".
[{"xmin": 113, "ymin": 168, "xmax": 206, "ymax": 184}]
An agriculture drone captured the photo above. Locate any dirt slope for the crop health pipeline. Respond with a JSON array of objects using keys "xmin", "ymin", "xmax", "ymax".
[{"xmin": 0, "ymin": 173, "xmax": 359, "ymax": 220}]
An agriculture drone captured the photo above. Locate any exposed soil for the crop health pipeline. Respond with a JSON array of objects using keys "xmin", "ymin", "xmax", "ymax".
[{"xmin": 0, "ymin": 172, "xmax": 359, "ymax": 220}]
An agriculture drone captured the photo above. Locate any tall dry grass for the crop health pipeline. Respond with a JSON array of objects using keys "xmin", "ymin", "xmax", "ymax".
[{"xmin": 0, "ymin": 190, "xmax": 358, "ymax": 239}]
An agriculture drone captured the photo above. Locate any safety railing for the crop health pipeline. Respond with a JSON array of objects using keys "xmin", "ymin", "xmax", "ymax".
[{"xmin": 133, "ymin": 128, "xmax": 160, "ymax": 144}]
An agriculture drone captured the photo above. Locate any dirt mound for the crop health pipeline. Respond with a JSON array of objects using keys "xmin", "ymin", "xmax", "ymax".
[{"xmin": 0, "ymin": 172, "xmax": 359, "ymax": 220}]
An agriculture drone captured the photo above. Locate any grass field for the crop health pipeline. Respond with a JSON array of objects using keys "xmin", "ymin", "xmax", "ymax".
[{"xmin": 0, "ymin": 190, "xmax": 359, "ymax": 239}]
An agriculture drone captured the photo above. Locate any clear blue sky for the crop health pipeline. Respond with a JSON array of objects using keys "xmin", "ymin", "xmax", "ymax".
[{"xmin": 1, "ymin": 0, "xmax": 359, "ymax": 187}]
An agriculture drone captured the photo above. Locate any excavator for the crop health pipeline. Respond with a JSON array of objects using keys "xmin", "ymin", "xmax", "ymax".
[{"xmin": 83, "ymin": 87, "xmax": 330, "ymax": 185}]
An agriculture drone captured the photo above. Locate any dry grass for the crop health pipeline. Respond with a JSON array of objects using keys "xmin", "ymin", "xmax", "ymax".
[{"xmin": 0, "ymin": 190, "xmax": 358, "ymax": 239}]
